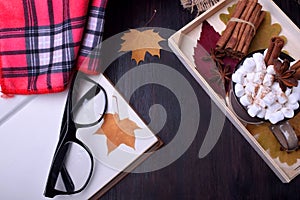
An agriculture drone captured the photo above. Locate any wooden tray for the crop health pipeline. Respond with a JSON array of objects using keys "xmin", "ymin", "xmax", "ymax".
[{"xmin": 168, "ymin": 0, "xmax": 300, "ymax": 183}]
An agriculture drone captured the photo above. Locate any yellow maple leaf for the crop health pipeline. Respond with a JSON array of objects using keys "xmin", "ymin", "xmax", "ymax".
[
  {"xmin": 249, "ymin": 12, "xmax": 286, "ymax": 52},
  {"xmin": 120, "ymin": 29, "xmax": 164, "ymax": 64},
  {"xmin": 219, "ymin": 3, "xmax": 237, "ymax": 25},
  {"xmin": 247, "ymin": 113, "xmax": 300, "ymax": 166},
  {"xmin": 95, "ymin": 113, "xmax": 141, "ymax": 154}
]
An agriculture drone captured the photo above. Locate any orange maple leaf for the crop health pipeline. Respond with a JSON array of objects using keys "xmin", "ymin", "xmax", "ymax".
[
  {"xmin": 120, "ymin": 29, "xmax": 164, "ymax": 64},
  {"xmin": 95, "ymin": 113, "xmax": 140, "ymax": 154}
]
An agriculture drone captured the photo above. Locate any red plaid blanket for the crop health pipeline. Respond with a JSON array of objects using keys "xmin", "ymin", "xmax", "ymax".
[{"xmin": 0, "ymin": 0, "xmax": 107, "ymax": 94}]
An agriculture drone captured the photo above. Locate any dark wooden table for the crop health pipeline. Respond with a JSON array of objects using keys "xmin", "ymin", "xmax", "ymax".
[{"xmin": 100, "ymin": 0, "xmax": 300, "ymax": 199}]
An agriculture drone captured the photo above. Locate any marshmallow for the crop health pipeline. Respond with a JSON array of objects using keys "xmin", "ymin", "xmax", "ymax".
[
  {"xmin": 232, "ymin": 71, "xmax": 245, "ymax": 84},
  {"xmin": 285, "ymin": 88, "xmax": 292, "ymax": 96},
  {"xmin": 243, "ymin": 78, "xmax": 250, "ymax": 86},
  {"xmin": 288, "ymin": 93, "xmax": 299, "ymax": 104},
  {"xmin": 264, "ymin": 109, "xmax": 272, "ymax": 120},
  {"xmin": 263, "ymin": 49, "xmax": 268, "ymax": 57},
  {"xmin": 277, "ymin": 92, "xmax": 288, "ymax": 104},
  {"xmin": 262, "ymin": 92, "xmax": 276, "ymax": 107},
  {"xmin": 269, "ymin": 111, "xmax": 284, "ymax": 124},
  {"xmin": 281, "ymin": 107, "xmax": 294, "ymax": 118},
  {"xmin": 240, "ymin": 94, "xmax": 253, "ymax": 107},
  {"xmin": 256, "ymin": 85, "xmax": 270, "ymax": 99},
  {"xmin": 253, "ymin": 52, "xmax": 265, "ymax": 63},
  {"xmin": 245, "ymin": 82, "xmax": 258, "ymax": 94},
  {"xmin": 269, "ymin": 102, "xmax": 282, "ymax": 112},
  {"xmin": 285, "ymin": 102, "xmax": 299, "ymax": 110},
  {"xmin": 273, "ymin": 88, "xmax": 284, "ymax": 96},
  {"xmin": 234, "ymin": 52, "xmax": 300, "ymax": 124},
  {"xmin": 257, "ymin": 108, "xmax": 266, "ymax": 118},
  {"xmin": 253, "ymin": 72, "xmax": 265, "ymax": 84},
  {"xmin": 266, "ymin": 65, "xmax": 276, "ymax": 75},
  {"xmin": 247, "ymin": 104, "xmax": 261, "ymax": 117},
  {"xmin": 246, "ymin": 72, "xmax": 255, "ymax": 82},
  {"xmin": 291, "ymin": 83, "xmax": 300, "ymax": 101},
  {"xmin": 236, "ymin": 67, "xmax": 246, "ymax": 74},
  {"xmin": 254, "ymin": 98, "xmax": 266, "ymax": 108},
  {"xmin": 271, "ymin": 82, "xmax": 281, "ymax": 93},
  {"xmin": 263, "ymin": 74, "xmax": 274, "ymax": 87},
  {"xmin": 235, "ymin": 83, "xmax": 245, "ymax": 97},
  {"xmin": 243, "ymin": 57, "xmax": 256, "ymax": 72},
  {"xmin": 256, "ymin": 62, "xmax": 266, "ymax": 72},
  {"xmin": 253, "ymin": 53, "xmax": 266, "ymax": 72}
]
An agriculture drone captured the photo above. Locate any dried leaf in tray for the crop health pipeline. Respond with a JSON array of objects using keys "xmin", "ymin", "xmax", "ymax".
[
  {"xmin": 169, "ymin": 0, "xmax": 300, "ymax": 182},
  {"xmin": 194, "ymin": 20, "xmax": 239, "ymax": 96},
  {"xmin": 247, "ymin": 113, "xmax": 300, "ymax": 166},
  {"xmin": 218, "ymin": 2, "xmax": 299, "ymax": 167}
]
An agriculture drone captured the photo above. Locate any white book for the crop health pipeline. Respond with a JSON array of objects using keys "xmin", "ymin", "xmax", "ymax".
[{"xmin": 0, "ymin": 74, "xmax": 161, "ymax": 200}]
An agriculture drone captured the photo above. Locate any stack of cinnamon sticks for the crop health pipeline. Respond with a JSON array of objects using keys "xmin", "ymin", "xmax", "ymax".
[
  {"xmin": 264, "ymin": 36, "xmax": 284, "ymax": 65},
  {"xmin": 215, "ymin": 0, "xmax": 265, "ymax": 59}
]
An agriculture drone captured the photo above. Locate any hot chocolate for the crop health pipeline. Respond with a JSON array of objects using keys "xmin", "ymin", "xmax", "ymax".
[{"xmin": 232, "ymin": 50, "xmax": 300, "ymax": 124}]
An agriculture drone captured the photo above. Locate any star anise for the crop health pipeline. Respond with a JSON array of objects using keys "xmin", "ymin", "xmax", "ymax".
[
  {"xmin": 273, "ymin": 59, "xmax": 299, "ymax": 92},
  {"xmin": 208, "ymin": 48, "xmax": 233, "ymax": 93},
  {"xmin": 219, "ymin": 65, "xmax": 232, "ymax": 91},
  {"xmin": 218, "ymin": 64, "xmax": 232, "ymax": 83},
  {"xmin": 210, "ymin": 48, "xmax": 226, "ymax": 66}
]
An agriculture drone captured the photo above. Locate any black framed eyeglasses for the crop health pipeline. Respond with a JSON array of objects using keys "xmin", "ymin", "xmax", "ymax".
[{"xmin": 44, "ymin": 72, "xmax": 108, "ymax": 198}]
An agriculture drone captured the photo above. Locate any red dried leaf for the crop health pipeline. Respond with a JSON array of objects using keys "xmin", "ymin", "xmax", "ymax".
[
  {"xmin": 194, "ymin": 20, "xmax": 239, "ymax": 94},
  {"xmin": 199, "ymin": 20, "xmax": 221, "ymax": 53}
]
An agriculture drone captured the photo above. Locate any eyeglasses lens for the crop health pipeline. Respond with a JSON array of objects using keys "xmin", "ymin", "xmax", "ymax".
[
  {"xmin": 72, "ymin": 77, "xmax": 107, "ymax": 126},
  {"xmin": 54, "ymin": 142, "xmax": 92, "ymax": 193}
]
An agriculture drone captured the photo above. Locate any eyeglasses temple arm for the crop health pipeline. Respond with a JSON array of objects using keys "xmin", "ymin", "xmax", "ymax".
[{"xmin": 61, "ymin": 163, "xmax": 75, "ymax": 192}]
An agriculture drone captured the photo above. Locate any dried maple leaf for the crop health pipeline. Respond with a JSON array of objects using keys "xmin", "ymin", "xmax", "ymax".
[
  {"xmin": 247, "ymin": 112, "xmax": 300, "ymax": 166},
  {"xmin": 219, "ymin": 3, "xmax": 237, "ymax": 25},
  {"xmin": 120, "ymin": 29, "xmax": 164, "ymax": 64},
  {"xmin": 249, "ymin": 12, "xmax": 287, "ymax": 52},
  {"xmin": 95, "ymin": 113, "xmax": 140, "ymax": 154}
]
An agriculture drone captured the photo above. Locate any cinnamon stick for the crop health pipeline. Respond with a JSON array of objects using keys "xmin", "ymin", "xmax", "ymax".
[
  {"xmin": 264, "ymin": 37, "xmax": 276, "ymax": 64},
  {"xmin": 254, "ymin": 9, "xmax": 265, "ymax": 28},
  {"xmin": 233, "ymin": 0, "xmax": 258, "ymax": 51},
  {"xmin": 241, "ymin": 9, "xmax": 265, "ymax": 55},
  {"xmin": 267, "ymin": 37, "xmax": 284, "ymax": 65},
  {"xmin": 238, "ymin": 4, "xmax": 261, "ymax": 52},
  {"xmin": 215, "ymin": 0, "xmax": 247, "ymax": 49},
  {"xmin": 225, "ymin": 0, "xmax": 257, "ymax": 50}
]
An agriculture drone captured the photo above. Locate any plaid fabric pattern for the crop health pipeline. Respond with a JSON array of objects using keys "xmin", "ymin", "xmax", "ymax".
[{"xmin": 0, "ymin": 0, "xmax": 107, "ymax": 94}]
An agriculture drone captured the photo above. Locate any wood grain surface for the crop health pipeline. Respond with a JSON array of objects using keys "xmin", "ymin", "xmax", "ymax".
[{"xmin": 100, "ymin": 0, "xmax": 300, "ymax": 199}]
